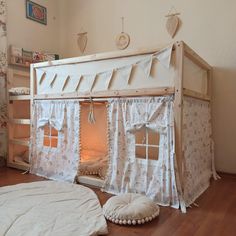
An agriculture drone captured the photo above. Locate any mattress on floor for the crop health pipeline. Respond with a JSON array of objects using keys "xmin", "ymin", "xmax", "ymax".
[{"xmin": 0, "ymin": 181, "xmax": 108, "ymax": 236}]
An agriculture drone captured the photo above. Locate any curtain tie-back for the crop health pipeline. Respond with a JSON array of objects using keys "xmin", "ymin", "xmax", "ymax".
[{"xmin": 37, "ymin": 118, "xmax": 63, "ymax": 131}]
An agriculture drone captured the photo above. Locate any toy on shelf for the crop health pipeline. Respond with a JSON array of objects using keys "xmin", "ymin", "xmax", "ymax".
[{"xmin": 9, "ymin": 45, "xmax": 59, "ymax": 67}]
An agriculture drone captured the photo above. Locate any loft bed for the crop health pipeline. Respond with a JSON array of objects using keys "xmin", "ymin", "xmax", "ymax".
[{"xmin": 29, "ymin": 41, "xmax": 216, "ymax": 212}]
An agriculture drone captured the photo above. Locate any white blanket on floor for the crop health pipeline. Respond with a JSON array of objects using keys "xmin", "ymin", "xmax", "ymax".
[{"xmin": 0, "ymin": 181, "xmax": 108, "ymax": 236}]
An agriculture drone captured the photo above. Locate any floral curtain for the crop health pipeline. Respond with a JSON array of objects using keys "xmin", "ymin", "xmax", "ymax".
[
  {"xmin": 0, "ymin": 0, "xmax": 7, "ymax": 166},
  {"xmin": 103, "ymin": 96, "xmax": 181, "ymax": 209},
  {"xmin": 182, "ymin": 96, "xmax": 215, "ymax": 206},
  {"xmin": 30, "ymin": 100, "xmax": 81, "ymax": 182}
]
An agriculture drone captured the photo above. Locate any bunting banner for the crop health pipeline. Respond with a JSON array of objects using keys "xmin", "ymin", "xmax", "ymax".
[{"xmin": 35, "ymin": 44, "xmax": 173, "ymax": 92}]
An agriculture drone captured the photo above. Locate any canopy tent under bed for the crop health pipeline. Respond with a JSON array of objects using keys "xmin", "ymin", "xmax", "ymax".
[{"xmin": 29, "ymin": 41, "xmax": 217, "ymax": 212}]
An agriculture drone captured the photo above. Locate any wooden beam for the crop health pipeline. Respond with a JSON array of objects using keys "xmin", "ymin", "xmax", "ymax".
[
  {"xmin": 173, "ymin": 41, "xmax": 185, "ymax": 193},
  {"xmin": 183, "ymin": 42, "xmax": 212, "ymax": 71},
  {"xmin": 183, "ymin": 88, "xmax": 210, "ymax": 101},
  {"xmin": 207, "ymin": 69, "xmax": 213, "ymax": 99},
  {"xmin": 33, "ymin": 87, "xmax": 175, "ymax": 100},
  {"xmin": 32, "ymin": 44, "xmax": 173, "ymax": 69}
]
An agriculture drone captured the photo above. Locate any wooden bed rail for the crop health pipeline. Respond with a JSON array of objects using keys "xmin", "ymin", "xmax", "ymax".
[
  {"xmin": 32, "ymin": 44, "xmax": 174, "ymax": 69},
  {"xmin": 183, "ymin": 42, "xmax": 213, "ymax": 100},
  {"xmin": 183, "ymin": 42, "xmax": 211, "ymax": 71},
  {"xmin": 183, "ymin": 88, "xmax": 210, "ymax": 101},
  {"xmin": 33, "ymin": 87, "xmax": 175, "ymax": 100}
]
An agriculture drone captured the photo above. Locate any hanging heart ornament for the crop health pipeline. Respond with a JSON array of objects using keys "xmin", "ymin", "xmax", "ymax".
[
  {"xmin": 166, "ymin": 15, "xmax": 179, "ymax": 38},
  {"xmin": 77, "ymin": 32, "xmax": 88, "ymax": 54}
]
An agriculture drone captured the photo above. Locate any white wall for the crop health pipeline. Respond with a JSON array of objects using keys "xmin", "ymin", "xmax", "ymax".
[
  {"xmin": 6, "ymin": 0, "xmax": 236, "ymax": 173},
  {"xmin": 6, "ymin": 0, "xmax": 60, "ymax": 53},
  {"xmin": 58, "ymin": 0, "xmax": 236, "ymax": 174}
]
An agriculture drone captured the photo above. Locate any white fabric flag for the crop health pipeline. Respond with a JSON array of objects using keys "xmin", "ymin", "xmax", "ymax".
[
  {"xmin": 137, "ymin": 56, "xmax": 153, "ymax": 79},
  {"xmin": 75, "ymin": 75, "xmax": 82, "ymax": 91},
  {"xmin": 37, "ymin": 70, "xmax": 46, "ymax": 85},
  {"xmin": 155, "ymin": 45, "xmax": 173, "ymax": 68},
  {"xmin": 39, "ymin": 72, "xmax": 46, "ymax": 85},
  {"xmin": 104, "ymin": 70, "xmax": 114, "ymax": 89},
  {"xmin": 119, "ymin": 65, "xmax": 133, "ymax": 85},
  {"xmin": 62, "ymin": 75, "xmax": 70, "ymax": 91},
  {"xmin": 81, "ymin": 74, "xmax": 97, "ymax": 92},
  {"xmin": 50, "ymin": 73, "xmax": 57, "ymax": 88}
]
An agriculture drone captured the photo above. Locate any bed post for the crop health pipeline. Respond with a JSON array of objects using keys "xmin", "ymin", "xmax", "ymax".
[
  {"xmin": 173, "ymin": 41, "xmax": 185, "ymax": 211},
  {"xmin": 30, "ymin": 64, "xmax": 36, "ymax": 166},
  {"xmin": 30, "ymin": 64, "xmax": 36, "ymax": 121}
]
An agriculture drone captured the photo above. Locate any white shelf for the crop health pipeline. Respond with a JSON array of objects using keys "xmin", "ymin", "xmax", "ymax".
[
  {"xmin": 9, "ymin": 119, "xmax": 30, "ymax": 125},
  {"xmin": 9, "ymin": 138, "xmax": 30, "ymax": 146},
  {"xmin": 9, "ymin": 95, "xmax": 31, "ymax": 101}
]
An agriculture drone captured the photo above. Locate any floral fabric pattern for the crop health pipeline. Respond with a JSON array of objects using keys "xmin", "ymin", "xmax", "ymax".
[
  {"xmin": 0, "ymin": 0, "xmax": 7, "ymax": 165},
  {"xmin": 30, "ymin": 100, "xmax": 81, "ymax": 182},
  {"xmin": 103, "ymin": 96, "xmax": 180, "ymax": 209},
  {"xmin": 182, "ymin": 96, "xmax": 214, "ymax": 206}
]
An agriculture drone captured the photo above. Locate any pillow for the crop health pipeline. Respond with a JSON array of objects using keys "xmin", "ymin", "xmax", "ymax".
[
  {"xmin": 79, "ymin": 149, "xmax": 108, "ymax": 179},
  {"xmin": 103, "ymin": 193, "xmax": 160, "ymax": 225},
  {"xmin": 9, "ymin": 87, "xmax": 30, "ymax": 95},
  {"xmin": 79, "ymin": 158, "xmax": 107, "ymax": 179}
]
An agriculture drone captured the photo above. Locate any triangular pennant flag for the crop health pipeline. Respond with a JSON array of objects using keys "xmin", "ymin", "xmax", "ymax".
[
  {"xmin": 154, "ymin": 44, "xmax": 173, "ymax": 68},
  {"xmin": 39, "ymin": 71, "xmax": 46, "ymax": 85},
  {"xmin": 119, "ymin": 65, "xmax": 133, "ymax": 85},
  {"xmin": 89, "ymin": 74, "xmax": 98, "ymax": 92},
  {"xmin": 104, "ymin": 70, "xmax": 114, "ymax": 89},
  {"xmin": 75, "ymin": 75, "xmax": 82, "ymax": 91},
  {"xmin": 62, "ymin": 75, "xmax": 70, "ymax": 91},
  {"xmin": 50, "ymin": 73, "xmax": 57, "ymax": 88},
  {"xmin": 137, "ymin": 56, "xmax": 153, "ymax": 78}
]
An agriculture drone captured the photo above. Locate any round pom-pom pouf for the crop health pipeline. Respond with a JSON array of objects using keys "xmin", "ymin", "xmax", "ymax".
[{"xmin": 103, "ymin": 193, "xmax": 160, "ymax": 225}]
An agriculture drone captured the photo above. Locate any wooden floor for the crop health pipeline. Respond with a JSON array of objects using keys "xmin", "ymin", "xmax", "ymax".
[{"xmin": 0, "ymin": 167, "xmax": 236, "ymax": 236}]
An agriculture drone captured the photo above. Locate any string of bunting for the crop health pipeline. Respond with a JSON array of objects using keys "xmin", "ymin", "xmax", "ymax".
[{"xmin": 36, "ymin": 45, "xmax": 173, "ymax": 93}]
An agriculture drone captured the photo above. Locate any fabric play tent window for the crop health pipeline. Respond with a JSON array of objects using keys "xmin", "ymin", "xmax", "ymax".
[
  {"xmin": 103, "ymin": 96, "xmax": 180, "ymax": 209},
  {"xmin": 135, "ymin": 127, "xmax": 160, "ymax": 161},
  {"xmin": 30, "ymin": 100, "xmax": 80, "ymax": 182},
  {"xmin": 43, "ymin": 124, "xmax": 58, "ymax": 148}
]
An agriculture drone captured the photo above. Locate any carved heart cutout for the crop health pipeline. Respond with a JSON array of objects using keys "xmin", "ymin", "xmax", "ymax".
[{"xmin": 166, "ymin": 15, "xmax": 179, "ymax": 38}]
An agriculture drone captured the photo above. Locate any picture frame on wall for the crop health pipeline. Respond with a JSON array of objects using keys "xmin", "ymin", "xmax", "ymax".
[{"xmin": 26, "ymin": 0, "xmax": 47, "ymax": 25}]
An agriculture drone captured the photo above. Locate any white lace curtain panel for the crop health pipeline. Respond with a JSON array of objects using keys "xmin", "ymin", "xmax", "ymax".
[
  {"xmin": 30, "ymin": 100, "xmax": 80, "ymax": 182},
  {"xmin": 29, "ymin": 96, "xmax": 214, "ymax": 211},
  {"xmin": 103, "ymin": 96, "xmax": 181, "ymax": 209}
]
